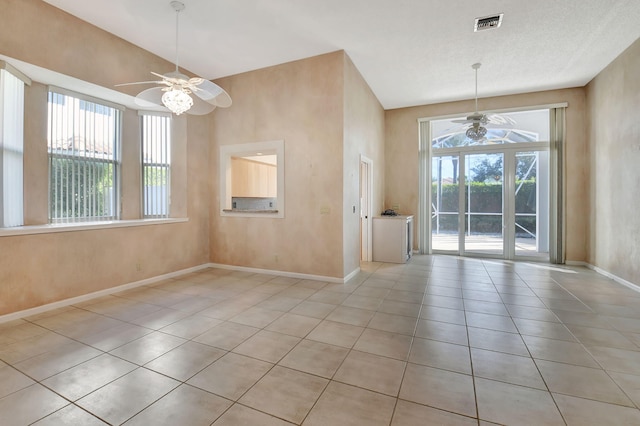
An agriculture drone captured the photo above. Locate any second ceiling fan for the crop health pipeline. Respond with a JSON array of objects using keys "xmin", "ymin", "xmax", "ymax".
[{"xmin": 453, "ymin": 63, "xmax": 514, "ymax": 141}]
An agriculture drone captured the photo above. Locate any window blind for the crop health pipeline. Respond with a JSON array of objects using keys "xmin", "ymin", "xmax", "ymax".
[
  {"xmin": 47, "ymin": 89, "xmax": 122, "ymax": 222},
  {"xmin": 140, "ymin": 113, "xmax": 171, "ymax": 218},
  {"xmin": 0, "ymin": 67, "xmax": 26, "ymax": 227}
]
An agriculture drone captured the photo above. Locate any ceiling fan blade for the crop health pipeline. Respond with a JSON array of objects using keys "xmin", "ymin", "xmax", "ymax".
[
  {"xmin": 212, "ymin": 91, "xmax": 232, "ymax": 108},
  {"xmin": 439, "ymin": 124, "xmax": 468, "ymax": 134},
  {"xmin": 186, "ymin": 94, "xmax": 216, "ymax": 115},
  {"xmin": 150, "ymin": 71, "xmax": 170, "ymax": 80},
  {"xmin": 115, "ymin": 80, "xmax": 162, "ymax": 87},
  {"xmin": 188, "ymin": 77, "xmax": 205, "ymax": 85},
  {"xmin": 192, "ymin": 79, "xmax": 232, "ymax": 108},
  {"xmin": 452, "ymin": 113, "xmax": 487, "ymax": 124},
  {"xmin": 192, "ymin": 79, "xmax": 223, "ymax": 100},
  {"xmin": 486, "ymin": 114, "xmax": 516, "ymax": 126},
  {"xmin": 134, "ymin": 87, "xmax": 164, "ymax": 107}
]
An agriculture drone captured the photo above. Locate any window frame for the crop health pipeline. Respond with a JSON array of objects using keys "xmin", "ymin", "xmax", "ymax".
[{"xmin": 47, "ymin": 86, "xmax": 123, "ymax": 223}]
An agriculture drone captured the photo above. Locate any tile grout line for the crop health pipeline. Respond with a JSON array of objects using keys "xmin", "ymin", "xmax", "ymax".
[
  {"xmin": 504, "ymin": 265, "xmax": 569, "ymax": 425},
  {"xmin": 516, "ymin": 267, "xmax": 640, "ymax": 412}
]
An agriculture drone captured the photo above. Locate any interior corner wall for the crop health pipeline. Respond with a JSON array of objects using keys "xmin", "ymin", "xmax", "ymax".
[
  {"xmin": 586, "ymin": 38, "xmax": 640, "ymax": 286},
  {"xmin": 343, "ymin": 53, "xmax": 385, "ymax": 277},
  {"xmin": 384, "ymin": 88, "xmax": 589, "ymax": 261},
  {"xmin": 0, "ymin": 0, "xmax": 210, "ymax": 316},
  {"xmin": 209, "ymin": 52, "xmax": 346, "ymax": 279}
]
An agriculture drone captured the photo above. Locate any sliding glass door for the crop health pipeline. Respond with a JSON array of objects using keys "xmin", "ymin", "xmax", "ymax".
[
  {"xmin": 431, "ymin": 155, "xmax": 460, "ymax": 252},
  {"xmin": 427, "ymin": 109, "xmax": 552, "ymax": 261},
  {"xmin": 465, "ymin": 152, "xmax": 504, "ymax": 256},
  {"xmin": 514, "ymin": 151, "xmax": 549, "ymax": 258}
]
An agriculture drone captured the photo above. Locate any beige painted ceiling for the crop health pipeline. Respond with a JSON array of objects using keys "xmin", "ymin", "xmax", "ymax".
[{"xmin": 43, "ymin": 0, "xmax": 640, "ymax": 110}]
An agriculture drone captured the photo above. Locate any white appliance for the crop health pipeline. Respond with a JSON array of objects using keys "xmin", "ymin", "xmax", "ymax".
[{"xmin": 373, "ymin": 215, "xmax": 414, "ymax": 263}]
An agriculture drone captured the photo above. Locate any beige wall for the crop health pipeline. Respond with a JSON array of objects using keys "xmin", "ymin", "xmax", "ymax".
[
  {"xmin": 343, "ymin": 55, "xmax": 385, "ymax": 276},
  {"xmin": 210, "ymin": 52, "xmax": 385, "ymax": 279},
  {"xmin": 586, "ymin": 38, "xmax": 640, "ymax": 285},
  {"xmin": 385, "ymin": 88, "xmax": 589, "ymax": 262},
  {"xmin": 2, "ymin": 0, "xmax": 174, "ymax": 98},
  {"xmin": 0, "ymin": 0, "xmax": 210, "ymax": 315},
  {"xmin": 210, "ymin": 52, "xmax": 346, "ymax": 278}
]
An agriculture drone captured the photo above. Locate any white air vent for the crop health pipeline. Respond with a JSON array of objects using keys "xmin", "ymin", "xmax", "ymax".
[{"xmin": 474, "ymin": 14, "xmax": 503, "ymax": 32}]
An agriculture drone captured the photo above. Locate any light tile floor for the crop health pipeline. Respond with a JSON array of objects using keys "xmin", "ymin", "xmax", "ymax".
[{"xmin": 1, "ymin": 255, "xmax": 640, "ymax": 425}]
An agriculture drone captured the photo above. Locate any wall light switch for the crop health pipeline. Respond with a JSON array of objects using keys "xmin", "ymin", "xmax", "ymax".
[{"xmin": 320, "ymin": 207, "xmax": 330, "ymax": 215}]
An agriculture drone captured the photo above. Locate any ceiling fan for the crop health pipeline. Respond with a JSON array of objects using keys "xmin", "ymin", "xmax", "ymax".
[
  {"xmin": 452, "ymin": 63, "xmax": 514, "ymax": 140},
  {"xmin": 117, "ymin": 1, "xmax": 231, "ymax": 115}
]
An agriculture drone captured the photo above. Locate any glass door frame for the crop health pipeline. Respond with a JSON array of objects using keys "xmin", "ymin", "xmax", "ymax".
[
  {"xmin": 464, "ymin": 151, "xmax": 506, "ymax": 258},
  {"xmin": 429, "ymin": 142, "xmax": 549, "ymax": 260}
]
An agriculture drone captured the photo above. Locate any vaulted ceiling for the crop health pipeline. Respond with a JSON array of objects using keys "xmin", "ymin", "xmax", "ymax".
[{"xmin": 43, "ymin": 0, "xmax": 640, "ymax": 110}]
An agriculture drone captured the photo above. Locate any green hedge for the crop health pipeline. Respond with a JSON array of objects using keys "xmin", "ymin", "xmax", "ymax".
[{"xmin": 431, "ymin": 181, "xmax": 537, "ymax": 236}]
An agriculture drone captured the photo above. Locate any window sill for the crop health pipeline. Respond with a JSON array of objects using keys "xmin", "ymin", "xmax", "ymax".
[
  {"xmin": 223, "ymin": 209, "xmax": 279, "ymax": 214},
  {"xmin": 220, "ymin": 209, "xmax": 283, "ymax": 218},
  {"xmin": 0, "ymin": 218, "xmax": 188, "ymax": 237}
]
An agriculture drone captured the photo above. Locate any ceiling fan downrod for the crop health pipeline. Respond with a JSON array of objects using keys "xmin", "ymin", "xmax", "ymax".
[
  {"xmin": 472, "ymin": 62, "xmax": 481, "ymax": 113},
  {"xmin": 170, "ymin": 1, "xmax": 185, "ymax": 74}
]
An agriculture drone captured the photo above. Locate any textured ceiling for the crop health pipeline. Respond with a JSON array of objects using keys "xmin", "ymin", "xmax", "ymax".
[{"xmin": 43, "ymin": 0, "xmax": 640, "ymax": 110}]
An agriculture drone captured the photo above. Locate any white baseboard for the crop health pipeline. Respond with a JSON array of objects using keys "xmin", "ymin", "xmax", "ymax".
[
  {"xmin": 586, "ymin": 264, "xmax": 640, "ymax": 294},
  {"xmin": 0, "ymin": 264, "xmax": 211, "ymax": 324},
  {"xmin": 343, "ymin": 267, "xmax": 362, "ymax": 283},
  {"xmin": 208, "ymin": 263, "xmax": 353, "ymax": 284},
  {"xmin": 566, "ymin": 260, "xmax": 640, "ymax": 294},
  {"xmin": 565, "ymin": 260, "xmax": 589, "ymax": 267},
  {"xmin": 7, "ymin": 257, "xmax": 637, "ymax": 325},
  {"xmin": 1, "ymin": 263, "xmax": 362, "ymax": 324}
]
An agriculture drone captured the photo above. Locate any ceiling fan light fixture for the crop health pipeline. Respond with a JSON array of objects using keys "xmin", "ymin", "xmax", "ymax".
[
  {"xmin": 162, "ymin": 88, "xmax": 193, "ymax": 115},
  {"xmin": 466, "ymin": 124, "xmax": 487, "ymax": 141}
]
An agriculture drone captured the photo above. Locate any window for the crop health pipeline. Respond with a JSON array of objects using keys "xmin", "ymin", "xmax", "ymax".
[
  {"xmin": 140, "ymin": 112, "xmax": 171, "ymax": 218},
  {"xmin": 219, "ymin": 140, "xmax": 285, "ymax": 218},
  {"xmin": 47, "ymin": 88, "xmax": 122, "ymax": 222},
  {"xmin": 431, "ymin": 109, "xmax": 550, "ymax": 149},
  {"xmin": 0, "ymin": 62, "xmax": 30, "ymax": 228}
]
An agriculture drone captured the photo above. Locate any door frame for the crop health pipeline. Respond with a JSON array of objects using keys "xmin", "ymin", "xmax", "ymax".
[
  {"xmin": 429, "ymin": 143, "xmax": 550, "ymax": 261},
  {"xmin": 360, "ymin": 155, "xmax": 373, "ymax": 262}
]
